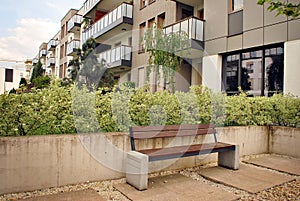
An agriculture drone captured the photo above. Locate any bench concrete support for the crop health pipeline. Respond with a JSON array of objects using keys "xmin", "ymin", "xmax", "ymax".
[
  {"xmin": 218, "ymin": 145, "xmax": 240, "ymax": 170},
  {"xmin": 126, "ymin": 151, "xmax": 149, "ymax": 190}
]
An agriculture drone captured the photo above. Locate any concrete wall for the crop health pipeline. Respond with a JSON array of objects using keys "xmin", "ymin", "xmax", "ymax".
[
  {"xmin": 0, "ymin": 126, "xmax": 299, "ymax": 194},
  {"xmin": 284, "ymin": 39, "xmax": 300, "ymax": 97},
  {"xmin": 269, "ymin": 126, "xmax": 300, "ymax": 158},
  {"xmin": 202, "ymin": 55, "xmax": 222, "ymax": 92}
]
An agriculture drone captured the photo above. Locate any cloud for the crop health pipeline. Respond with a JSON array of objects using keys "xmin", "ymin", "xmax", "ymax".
[{"xmin": 0, "ymin": 18, "xmax": 59, "ymax": 61}]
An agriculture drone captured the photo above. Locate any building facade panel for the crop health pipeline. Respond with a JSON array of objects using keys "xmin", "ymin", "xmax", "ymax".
[
  {"xmin": 227, "ymin": 34, "xmax": 243, "ymax": 52},
  {"xmin": 243, "ymin": 0, "xmax": 263, "ymax": 31},
  {"xmin": 288, "ymin": 18, "xmax": 300, "ymax": 41},
  {"xmin": 264, "ymin": 22, "xmax": 287, "ymax": 45},
  {"xmin": 243, "ymin": 28, "xmax": 264, "ymax": 49}
]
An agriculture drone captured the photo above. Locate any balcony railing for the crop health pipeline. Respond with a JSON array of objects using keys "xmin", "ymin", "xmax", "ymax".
[
  {"xmin": 40, "ymin": 50, "xmax": 47, "ymax": 57},
  {"xmin": 82, "ymin": 3, "xmax": 133, "ymax": 43},
  {"xmin": 98, "ymin": 45, "xmax": 132, "ymax": 68},
  {"xmin": 67, "ymin": 40, "xmax": 81, "ymax": 56},
  {"xmin": 47, "ymin": 40, "xmax": 59, "ymax": 51},
  {"xmin": 83, "ymin": 0, "xmax": 101, "ymax": 17},
  {"xmin": 68, "ymin": 15, "xmax": 82, "ymax": 33},
  {"xmin": 164, "ymin": 16, "xmax": 204, "ymax": 42},
  {"xmin": 47, "ymin": 57, "xmax": 55, "ymax": 67}
]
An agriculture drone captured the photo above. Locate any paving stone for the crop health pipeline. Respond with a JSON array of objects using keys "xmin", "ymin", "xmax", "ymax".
[
  {"xmin": 243, "ymin": 155, "xmax": 300, "ymax": 175},
  {"xmin": 199, "ymin": 164, "xmax": 294, "ymax": 193},
  {"xmin": 114, "ymin": 174, "xmax": 239, "ymax": 201},
  {"xmin": 20, "ymin": 189, "xmax": 105, "ymax": 201}
]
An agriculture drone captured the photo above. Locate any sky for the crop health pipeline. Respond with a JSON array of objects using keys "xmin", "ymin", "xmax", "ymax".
[{"xmin": 0, "ymin": 0, "xmax": 83, "ymax": 61}]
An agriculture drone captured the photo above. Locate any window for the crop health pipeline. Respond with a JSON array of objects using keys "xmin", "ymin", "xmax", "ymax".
[
  {"xmin": 139, "ymin": 22, "xmax": 146, "ymax": 53},
  {"xmin": 5, "ymin": 69, "xmax": 13, "ymax": 82},
  {"xmin": 231, "ymin": 0, "xmax": 243, "ymax": 12},
  {"xmin": 141, "ymin": 0, "xmax": 155, "ymax": 9},
  {"xmin": 223, "ymin": 45, "xmax": 284, "ymax": 96},
  {"xmin": 157, "ymin": 13, "xmax": 165, "ymax": 28}
]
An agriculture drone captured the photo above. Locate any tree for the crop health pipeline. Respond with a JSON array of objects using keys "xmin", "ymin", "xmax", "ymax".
[
  {"xmin": 143, "ymin": 25, "xmax": 190, "ymax": 93},
  {"xmin": 30, "ymin": 60, "xmax": 44, "ymax": 82},
  {"xmin": 69, "ymin": 38, "xmax": 117, "ymax": 90},
  {"xmin": 257, "ymin": 0, "xmax": 300, "ymax": 18}
]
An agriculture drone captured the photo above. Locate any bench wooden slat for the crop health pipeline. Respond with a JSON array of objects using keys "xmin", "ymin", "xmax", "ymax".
[
  {"xmin": 132, "ymin": 128, "xmax": 216, "ymax": 139},
  {"xmin": 131, "ymin": 124, "xmax": 215, "ymax": 132},
  {"xmin": 138, "ymin": 142, "xmax": 235, "ymax": 161}
]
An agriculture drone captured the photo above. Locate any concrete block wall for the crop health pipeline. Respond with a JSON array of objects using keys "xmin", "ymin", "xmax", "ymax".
[{"xmin": 0, "ymin": 126, "xmax": 299, "ymax": 194}]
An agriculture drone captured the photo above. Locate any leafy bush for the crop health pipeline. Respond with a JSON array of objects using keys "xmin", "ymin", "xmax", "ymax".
[{"xmin": 0, "ymin": 83, "xmax": 299, "ymax": 137}]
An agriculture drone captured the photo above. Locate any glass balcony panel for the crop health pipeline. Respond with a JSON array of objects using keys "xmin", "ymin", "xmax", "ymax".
[
  {"xmin": 188, "ymin": 19, "xmax": 193, "ymax": 39},
  {"xmin": 126, "ymin": 4, "xmax": 133, "ymax": 18},
  {"xmin": 165, "ymin": 27, "xmax": 172, "ymax": 35},
  {"xmin": 173, "ymin": 23, "xmax": 180, "ymax": 33},
  {"xmin": 112, "ymin": 9, "xmax": 117, "ymax": 22},
  {"xmin": 108, "ymin": 13, "xmax": 112, "ymax": 25},
  {"xmin": 117, "ymin": 6, "xmax": 122, "ymax": 19},
  {"xmin": 116, "ymin": 47, "xmax": 121, "ymax": 61},
  {"xmin": 196, "ymin": 20, "xmax": 203, "ymax": 41},
  {"xmin": 111, "ymin": 49, "xmax": 116, "ymax": 63},
  {"xmin": 181, "ymin": 20, "xmax": 189, "ymax": 35}
]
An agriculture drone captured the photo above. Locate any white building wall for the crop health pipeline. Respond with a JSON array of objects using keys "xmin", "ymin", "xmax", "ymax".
[
  {"xmin": 284, "ymin": 39, "xmax": 300, "ymax": 97},
  {"xmin": 202, "ymin": 55, "xmax": 222, "ymax": 92},
  {"xmin": 0, "ymin": 62, "xmax": 27, "ymax": 94}
]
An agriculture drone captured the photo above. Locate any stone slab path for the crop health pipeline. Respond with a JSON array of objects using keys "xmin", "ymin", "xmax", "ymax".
[
  {"xmin": 243, "ymin": 155, "xmax": 300, "ymax": 175},
  {"xmin": 20, "ymin": 189, "xmax": 106, "ymax": 201},
  {"xmin": 114, "ymin": 174, "xmax": 239, "ymax": 201},
  {"xmin": 199, "ymin": 164, "xmax": 294, "ymax": 193}
]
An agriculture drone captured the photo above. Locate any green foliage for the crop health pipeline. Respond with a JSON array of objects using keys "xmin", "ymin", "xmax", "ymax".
[
  {"xmin": 19, "ymin": 78, "xmax": 27, "ymax": 87},
  {"xmin": 1, "ymin": 84, "xmax": 299, "ymax": 137},
  {"xmin": 30, "ymin": 60, "xmax": 44, "ymax": 82},
  {"xmin": 257, "ymin": 0, "xmax": 300, "ymax": 18},
  {"xmin": 143, "ymin": 25, "xmax": 190, "ymax": 93},
  {"xmin": 32, "ymin": 76, "xmax": 51, "ymax": 89}
]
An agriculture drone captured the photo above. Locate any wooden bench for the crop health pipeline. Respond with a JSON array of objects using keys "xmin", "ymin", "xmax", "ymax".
[{"xmin": 126, "ymin": 124, "xmax": 239, "ymax": 190}]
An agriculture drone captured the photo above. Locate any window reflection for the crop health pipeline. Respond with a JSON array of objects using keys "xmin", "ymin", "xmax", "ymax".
[{"xmin": 224, "ymin": 45, "xmax": 283, "ymax": 96}]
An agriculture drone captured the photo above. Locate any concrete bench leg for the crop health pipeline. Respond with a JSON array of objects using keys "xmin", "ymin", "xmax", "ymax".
[
  {"xmin": 126, "ymin": 151, "xmax": 149, "ymax": 190},
  {"xmin": 218, "ymin": 145, "xmax": 240, "ymax": 170}
]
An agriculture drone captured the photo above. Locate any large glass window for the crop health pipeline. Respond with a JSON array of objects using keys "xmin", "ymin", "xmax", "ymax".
[
  {"xmin": 223, "ymin": 45, "xmax": 284, "ymax": 96},
  {"xmin": 5, "ymin": 69, "xmax": 13, "ymax": 82}
]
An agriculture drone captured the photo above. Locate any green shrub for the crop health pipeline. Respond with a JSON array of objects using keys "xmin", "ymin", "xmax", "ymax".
[{"xmin": 1, "ymin": 83, "xmax": 300, "ymax": 137}]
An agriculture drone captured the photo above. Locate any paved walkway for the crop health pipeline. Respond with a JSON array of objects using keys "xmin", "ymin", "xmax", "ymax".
[
  {"xmin": 21, "ymin": 189, "xmax": 106, "ymax": 201},
  {"xmin": 199, "ymin": 164, "xmax": 294, "ymax": 193},
  {"xmin": 243, "ymin": 154, "xmax": 300, "ymax": 175},
  {"xmin": 114, "ymin": 174, "xmax": 239, "ymax": 201}
]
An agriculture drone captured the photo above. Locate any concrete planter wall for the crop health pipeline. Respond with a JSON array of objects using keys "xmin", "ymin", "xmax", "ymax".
[{"xmin": 0, "ymin": 126, "xmax": 299, "ymax": 194}]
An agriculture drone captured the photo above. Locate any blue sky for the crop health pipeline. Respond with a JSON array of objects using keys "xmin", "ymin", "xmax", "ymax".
[{"xmin": 0, "ymin": 0, "xmax": 83, "ymax": 60}]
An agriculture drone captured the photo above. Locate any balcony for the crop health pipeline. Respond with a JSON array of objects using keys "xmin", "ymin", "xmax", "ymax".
[
  {"xmin": 67, "ymin": 40, "xmax": 81, "ymax": 56},
  {"xmin": 82, "ymin": 3, "xmax": 133, "ymax": 43},
  {"xmin": 47, "ymin": 40, "xmax": 59, "ymax": 51},
  {"xmin": 32, "ymin": 58, "xmax": 38, "ymax": 65},
  {"xmin": 40, "ymin": 50, "xmax": 47, "ymax": 57},
  {"xmin": 83, "ymin": 0, "xmax": 129, "ymax": 18},
  {"xmin": 68, "ymin": 15, "xmax": 82, "ymax": 33},
  {"xmin": 164, "ymin": 16, "xmax": 204, "ymax": 59},
  {"xmin": 47, "ymin": 57, "xmax": 55, "ymax": 68},
  {"xmin": 98, "ymin": 45, "xmax": 132, "ymax": 72}
]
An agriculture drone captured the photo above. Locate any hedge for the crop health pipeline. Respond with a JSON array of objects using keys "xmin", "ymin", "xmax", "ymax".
[{"xmin": 0, "ymin": 82, "xmax": 299, "ymax": 136}]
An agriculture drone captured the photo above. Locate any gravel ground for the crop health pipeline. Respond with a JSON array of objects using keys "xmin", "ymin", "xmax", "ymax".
[{"xmin": 0, "ymin": 154, "xmax": 299, "ymax": 201}]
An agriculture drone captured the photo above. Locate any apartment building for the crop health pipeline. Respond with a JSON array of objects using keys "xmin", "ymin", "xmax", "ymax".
[
  {"xmin": 46, "ymin": 31, "xmax": 60, "ymax": 77},
  {"xmin": 81, "ymin": 0, "xmax": 133, "ymax": 83},
  {"xmin": 58, "ymin": 9, "xmax": 83, "ymax": 78},
  {"xmin": 38, "ymin": 42, "xmax": 48, "ymax": 74},
  {"xmin": 201, "ymin": 0, "xmax": 300, "ymax": 97},
  {"xmin": 0, "ymin": 61, "xmax": 27, "ymax": 94}
]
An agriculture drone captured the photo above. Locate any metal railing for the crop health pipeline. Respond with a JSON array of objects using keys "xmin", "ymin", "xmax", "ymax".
[
  {"xmin": 67, "ymin": 40, "xmax": 81, "ymax": 55},
  {"xmin": 40, "ymin": 50, "xmax": 47, "ymax": 57},
  {"xmin": 68, "ymin": 15, "xmax": 82, "ymax": 32},
  {"xmin": 82, "ymin": 3, "xmax": 133, "ymax": 43},
  {"xmin": 83, "ymin": 0, "xmax": 101, "ymax": 16},
  {"xmin": 46, "ymin": 57, "xmax": 55, "ymax": 67},
  {"xmin": 164, "ymin": 16, "xmax": 204, "ymax": 41},
  {"xmin": 47, "ymin": 40, "xmax": 59, "ymax": 51},
  {"xmin": 98, "ymin": 45, "xmax": 131, "ymax": 67}
]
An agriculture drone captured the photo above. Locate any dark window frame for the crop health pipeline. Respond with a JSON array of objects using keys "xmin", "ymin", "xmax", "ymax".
[
  {"xmin": 222, "ymin": 43, "xmax": 284, "ymax": 96},
  {"xmin": 5, "ymin": 69, "xmax": 13, "ymax": 82}
]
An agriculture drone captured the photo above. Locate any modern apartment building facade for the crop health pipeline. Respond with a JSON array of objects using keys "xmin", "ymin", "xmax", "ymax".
[
  {"xmin": 31, "ymin": 0, "xmax": 300, "ymax": 96},
  {"xmin": 201, "ymin": 0, "xmax": 300, "ymax": 97},
  {"xmin": 46, "ymin": 31, "xmax": 60, "ymax": 76}
]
